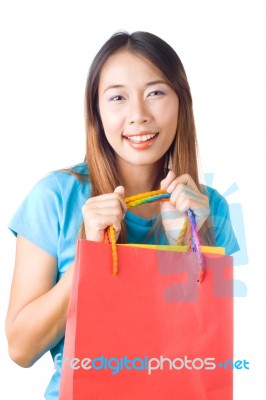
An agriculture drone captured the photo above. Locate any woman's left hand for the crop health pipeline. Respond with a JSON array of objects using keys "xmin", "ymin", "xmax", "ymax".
[{"xmin": 160, "ymin": 171, "xmax": 210, "ymax": 245}]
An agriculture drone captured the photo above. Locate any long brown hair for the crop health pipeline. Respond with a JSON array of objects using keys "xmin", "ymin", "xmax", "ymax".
[{"xmin": 80, "ymin": 31, "xmax": 214, "ymax": 245}]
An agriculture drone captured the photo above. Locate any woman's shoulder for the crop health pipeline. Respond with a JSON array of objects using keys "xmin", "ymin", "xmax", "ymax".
[
  {"xmin": 62, "ymin": 161, "xmax": 89, "ymax": 175},
  {"xmin": 34, "ymin": 162, "xmax": 89, "ymax": 194},
  {"xmin": 11, "ymin": 161, "xmax": 90, "ymax": 224},
  {"xmin": 8, "ymin": 162, "xmax": 90, "ymax": 257},
  {"xmin": 50, "ymin": 162, "xmax": 89, "ymax": 183}
]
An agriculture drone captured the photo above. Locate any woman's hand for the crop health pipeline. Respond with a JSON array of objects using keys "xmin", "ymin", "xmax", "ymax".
[
  {"xmin": 82, "ymin": 186, "xmax": 127, "ymax": 242},
  {"xmin": 160, "ymin": 171, "xmax": 210, "ymax": 245}
]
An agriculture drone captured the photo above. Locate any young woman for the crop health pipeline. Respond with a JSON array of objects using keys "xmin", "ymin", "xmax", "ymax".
[{"xmin": 6, "ymin": 31, "xmax": 239, "ymax": 399}]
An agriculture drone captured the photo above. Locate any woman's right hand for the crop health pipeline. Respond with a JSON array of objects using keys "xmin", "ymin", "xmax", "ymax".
[{"xmin": 82, "ymin": 186, "xmax": 127, "ymax": 242}]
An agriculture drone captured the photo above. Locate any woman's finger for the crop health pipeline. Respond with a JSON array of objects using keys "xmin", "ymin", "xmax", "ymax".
[
  {"xmin": 170, "ymin": 185, "xmax": 205, "ymax": 209},
  {"xmin": 166, "ymin": 173, "xmax": 199, "ymax": 193},
  {"xmin": 160, "ymin": 170, "xmax": 176, "ymax": 190},
  {"xmin": 85, "ymin": 189, "xmax": 127, "ymax": 213}
]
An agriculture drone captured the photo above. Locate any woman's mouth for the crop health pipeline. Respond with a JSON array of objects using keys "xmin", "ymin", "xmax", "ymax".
[
  {"xmin": 126, "ymin": 132, "xmax": 158, "ymax": 143},
  {"xmin": 123, "ymin": 132, "xmax": 159, "ymax": 150}
]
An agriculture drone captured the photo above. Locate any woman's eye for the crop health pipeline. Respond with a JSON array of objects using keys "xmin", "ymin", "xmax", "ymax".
[
  {"xmin": 148, "ymin": 90, "xmax": 165, "ymax": 97},
  {"xmin": 109, "ymin": 95, "xmax": 124, "ymax": 102}
]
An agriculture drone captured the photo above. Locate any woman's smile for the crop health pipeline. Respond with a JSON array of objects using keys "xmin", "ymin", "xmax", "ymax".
[{"xmin": 122, "ymin": 131, "xmax": 159, "ymax": 149}]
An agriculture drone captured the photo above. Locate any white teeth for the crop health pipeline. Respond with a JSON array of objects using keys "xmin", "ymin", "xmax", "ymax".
[{"xmin": 126, "ymin": 133, "xmax": 157, "ymax": 143}]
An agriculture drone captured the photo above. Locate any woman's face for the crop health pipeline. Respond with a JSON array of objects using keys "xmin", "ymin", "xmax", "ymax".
[{"xmin": 98, "ymin": 51, "xmax": 179, "ymax": 168}]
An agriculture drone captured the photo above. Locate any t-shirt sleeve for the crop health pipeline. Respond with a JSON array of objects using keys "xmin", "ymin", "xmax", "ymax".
[
  {"xmin": 8, "ymin": 174, "xmax": 63, "ymax": 258},
  {"xmin": 208, "ymin": 188, "xmax": 240, "ymax": 255}
]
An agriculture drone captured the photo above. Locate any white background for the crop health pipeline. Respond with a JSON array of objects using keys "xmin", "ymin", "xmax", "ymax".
[{"xmin": 0, "ymin": 0, "xmax": 265, "ymax": 398}]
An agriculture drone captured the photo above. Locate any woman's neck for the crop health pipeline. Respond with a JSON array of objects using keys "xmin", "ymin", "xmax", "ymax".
[{"xmin": 118, "ymin": 162, "xmax": 164, "ymax": 197}]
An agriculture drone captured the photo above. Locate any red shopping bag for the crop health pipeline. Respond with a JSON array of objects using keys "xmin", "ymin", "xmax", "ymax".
[{"xmin": 59, "ymin": 240, "xmax": 233, "ymax": 400}]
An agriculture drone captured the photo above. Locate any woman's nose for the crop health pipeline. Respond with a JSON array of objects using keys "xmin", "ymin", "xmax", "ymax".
[{"xmin": 128, "ymin": 98, "xmax": 151, "ymax": 125}]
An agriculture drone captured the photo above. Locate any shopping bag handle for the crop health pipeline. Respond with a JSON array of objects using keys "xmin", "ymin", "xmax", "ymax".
[{"xmin": 105, "ymin": 189, "xmax": 204, "ymax": 282}]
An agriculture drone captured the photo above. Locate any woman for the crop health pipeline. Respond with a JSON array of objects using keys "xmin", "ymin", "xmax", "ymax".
[{"xmin": 6, "ymin": 31, "xmax": 239, "ymax": 399}]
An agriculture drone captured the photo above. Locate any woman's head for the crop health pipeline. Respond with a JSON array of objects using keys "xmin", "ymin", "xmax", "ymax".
[
  {"xmin": 85, "ymin": 31, "xmax": 199, "ymax": 195},
  {"xmin": 98, "ymin": 51, "xmax": 179, "ymax": 171},
  {"xmin": 82, "ymin": 31, "xmax": 213, "ymax": 245}
]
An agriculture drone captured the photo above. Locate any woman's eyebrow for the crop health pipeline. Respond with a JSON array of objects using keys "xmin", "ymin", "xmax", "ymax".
[
  {"xmin": 103, "ymin": 84, "xmax": 124, "ymax": 93},
  {"xmin": 146, "ymin": 80, "xmax": 167, "ymax": 86},
  {"xmin": 103, "ymin": 80, "xmax": 167, "ymax": 93}
]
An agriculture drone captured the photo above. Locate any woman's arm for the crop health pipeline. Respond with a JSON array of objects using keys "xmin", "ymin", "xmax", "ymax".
[
  {"xmin": 6, "ymin": 184, "xmax": 126, "ymax": 368},
  {"xmin": 5, "ymin": 235, "xmax": 73, "ymax": 368}
]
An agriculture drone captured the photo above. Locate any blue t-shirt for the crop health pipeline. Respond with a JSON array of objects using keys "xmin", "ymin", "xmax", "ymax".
[{"xmin": 8, "ymin": 162, "xmax": 239, "ymax": 399}]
